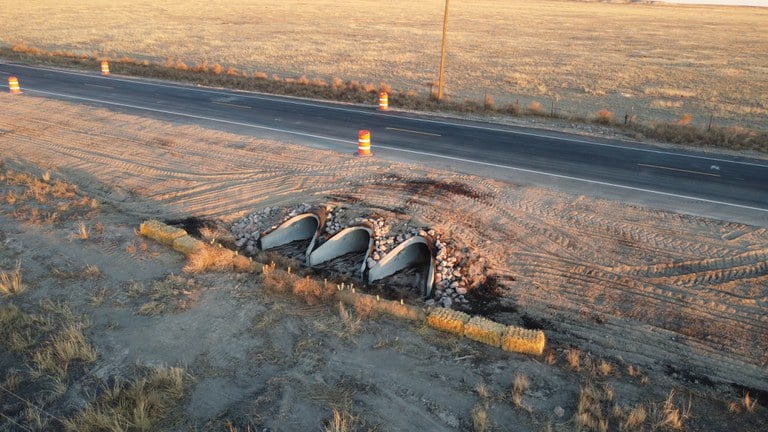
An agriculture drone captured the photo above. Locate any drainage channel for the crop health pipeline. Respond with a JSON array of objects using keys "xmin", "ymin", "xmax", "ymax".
[{"xmin": 230, "ymin": 204, "xmax": 472, "ymax": 310}]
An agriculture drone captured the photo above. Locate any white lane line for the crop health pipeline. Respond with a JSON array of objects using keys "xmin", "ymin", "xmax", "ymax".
[
  {"xmin": 6, "ymin": 63, "xmax": 767, "ymax": 169},
  {"xmin": 638, "ymin": 163, "xmax": 721, "ymax": 178},
  {"xmin": 20, "ymin": 88, "xmax": 768, "ymax": 214},
  {"xmin": 385, "ymin": 127, "xmax": 441, "ymax": 137},
  {"xmin": 84, "ymin": 83, "xmax": 113, "ymax": 89},
  {"xmin": 372, "ymin": 145, "xmax": 768, "ymax": 213},
  {"xmin": 212, "ymin": 101, "xmax": 251, "ymax": 109},
  {"xmin": 27, "ymin": 89, "xmax": 351, "ymax": 144}
]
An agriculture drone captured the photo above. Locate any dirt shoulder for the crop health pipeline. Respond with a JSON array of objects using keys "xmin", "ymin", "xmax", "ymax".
[{"xmin": 1, "ymin": 94, "xmax": 766, "ymax": 430}]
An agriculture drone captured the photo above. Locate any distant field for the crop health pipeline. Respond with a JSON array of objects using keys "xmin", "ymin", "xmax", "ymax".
[{"xmin": 1, "ymin": 0, "xmax": 766, "ymax": 130}]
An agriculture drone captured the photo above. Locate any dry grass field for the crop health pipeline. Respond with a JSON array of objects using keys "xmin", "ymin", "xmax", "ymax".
[
  {"xmin": 1, "ymin": 94, "xmax": 766, "ymax": 430},
  {"xmin": 1, "ymin": 0, "xmax": 767, "ymax": 131}
]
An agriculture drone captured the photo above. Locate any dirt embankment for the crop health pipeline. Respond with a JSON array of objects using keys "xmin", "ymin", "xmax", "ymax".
[{"xmin": 1, "ymin": 94, "xmax": 766, "ymax": 430}]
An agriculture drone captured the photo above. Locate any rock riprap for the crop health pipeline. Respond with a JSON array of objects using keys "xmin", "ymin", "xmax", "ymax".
[{"xmin": 231, "ymin": 203, "xmax": 485, "ymax": 311}]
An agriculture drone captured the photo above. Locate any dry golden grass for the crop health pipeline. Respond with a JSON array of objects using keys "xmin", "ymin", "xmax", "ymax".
[
  {"xmin": 597, "ymin": 359, "xmax": 613, "ymax": 377},
  {"xmin": 32, "ymin": 323, "xmax": 97, "ymax": 379},
  {"xmin": 337, "ymin": 301, "xmax": 362, "ymax": 335},
  {"xmin": 182, "ymin": 242, "xmax": 237, "ymax": 273},
  {"xmin": 64, "ymin": 366, "xmax": 190, "ymax": 432},
  {"xmin": 742, "ymin": 392, "xmax": 757, "ymax": 413},
  {"xmin": 74, "ymin": 221, "xmax": 90, "ymax": 240},
  {"xmin": 476, "ymin": 382, "xmax": 491, "ymax": 400},
  {"xmin": 566, "ymin": 348, "xmax": 581, "ymax": 371},
  {"xmin": 0, "ymin": 305, "xmax": 38, "ymax": 352},
  {"xmin": 622, "ymin": 404, "xmax": 647, "ymax": 431},
  {"xmin": 576, "ymin": 384, "xmax": 608, "ymax": 432},
  {"xmin": 0, "ymin": 261, "xmax": 24, "ymax": 296},
  {"xmin": 651, "ymin": 390, "xmax": 690, "ymax": 431},
  {"xmin": 471, "ymin": 405, "xmax": 489, "ymax": 432},
  {"xmin": 84, "ymin": 264, "xmax": 101, "ymax": 278},
  {"xmin": 323, "ymin": 407, "xmax": 357, "ymax": 432},
  {"xmin": 511, "ymin": 373, "xmax": 529, "ymax": 408},
  {"xmin": 1, "ymin": 0, "xmax": 766, "ymax": 134}
]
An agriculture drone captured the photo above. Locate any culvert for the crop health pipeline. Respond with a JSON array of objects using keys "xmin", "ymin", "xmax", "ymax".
[
  {"xmin": 258, "ymin": 212, "xmax": 325, "ymax": 262},
  {"xmin": 308, "ymin": 225, "xmax": 374, "ymax": 278},
  {"xmin": 368, "ymin": 236, "xmax": 435, "ymax": 298}
]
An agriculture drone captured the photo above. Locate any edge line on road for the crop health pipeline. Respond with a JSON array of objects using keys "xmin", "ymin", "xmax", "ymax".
[
  {"xmin": 20, "ymin": 88, "xmax": 768, "ymax": 214},
  {"xmin": 5, "ymin": 62, "xmax": 767, "ymax": 169},
  {"xmin": 385, "ymin": 127, "xmax": 441, "ymax": 137},
  {"xmin": 638, "ymin": 163, "xmax": 721, "ymax": 178}
]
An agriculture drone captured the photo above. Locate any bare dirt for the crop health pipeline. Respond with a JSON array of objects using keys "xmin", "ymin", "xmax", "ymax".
[{"xmin": 1, "ymin": 94, "xmax": 766, "ymax": 431}]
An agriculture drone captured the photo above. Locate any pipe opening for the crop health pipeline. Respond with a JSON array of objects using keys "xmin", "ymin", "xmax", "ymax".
[
  {"xmin": 259, "ymin": 213, "xmax": 321, "ymax": 262},
  {"xmin": 309, "ymin": 226, "xmax": 373, "ymax": 278},
  {"xmin": 368, "ymin": 236, "xmax": 435, "ymax": 298}
]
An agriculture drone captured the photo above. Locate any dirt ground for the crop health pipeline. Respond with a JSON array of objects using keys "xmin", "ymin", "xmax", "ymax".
[{"xmin": 1, "ymin": 94, "xmax": 766, "ymax": 431}]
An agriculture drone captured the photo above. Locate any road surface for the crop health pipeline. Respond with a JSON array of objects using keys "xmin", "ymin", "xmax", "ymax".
[{"xmin": 1, "ymin": 62, "xmax": 766, "ymax": 225}]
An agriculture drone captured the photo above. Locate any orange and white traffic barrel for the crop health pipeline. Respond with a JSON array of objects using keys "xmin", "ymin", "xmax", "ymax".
[
  {"xmin": 378, "ymin": 92, "xmax": 389, "ymax": 111},
  {"xmin": 8, "ymin": 76, "xmax": 21, "ymax": 94},
  {"xmin": 358, "ymin": 130, "xmax": 372, "ymax": 156},
  {"xmin": 101, "ymin": 60, "xmax": 110, "ymax": 76}
]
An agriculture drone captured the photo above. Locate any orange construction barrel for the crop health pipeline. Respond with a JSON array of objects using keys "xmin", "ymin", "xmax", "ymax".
[
  {"xmin": 8, "ymin": 76, "xmax": 21, "ymax": 94},
  {"xmin": 358, "ymin": 130, "xmax": 372, "ymax": 156},
  {"xmin": 101, "ymin": 60, "xmax": 110, "ymax": 76},
  {"xmin": 378, "ymin": 92, "xmax": 389, "ymax": 111}
]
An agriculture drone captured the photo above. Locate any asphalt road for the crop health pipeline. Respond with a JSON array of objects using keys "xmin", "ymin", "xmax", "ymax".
[{"xmin": 2, "ymin": 62, "xmax": 767, "ymax": 225}]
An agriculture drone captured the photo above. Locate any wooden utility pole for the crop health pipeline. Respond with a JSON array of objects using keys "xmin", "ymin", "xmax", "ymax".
[{"xmin": 437, "ymin": 0, "xmax": 450, "ymax": 101}]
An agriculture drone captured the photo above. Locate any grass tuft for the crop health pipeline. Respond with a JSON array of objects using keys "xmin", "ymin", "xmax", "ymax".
[
  {"xmin": 323, "ymin": 407, "xmax": 357, "ymax": 432},
  {"xmin": 597, "ymin": 359, "xmax": 613, "ymax": 377},
  {"xmin": 0, "ymin": 261, "xmax": 25, "ymax": 296},
  {"xmin": 65, "ymin": 366, "xmax": 190, "ymax": 431},
  {"xmin": 742, "ymin": 392, "xmax": 757, "ymax": 413},
  {"xmin": 511, "ymin": 373, "xmax": 529, "ymax": 408},
  {"xmin": 183, "ymin": 243, "xmax": 236, "ymax": 273},
  {"xmin": 576, "ymin": 384, "xmax": 608, "ymax": 432},
  {"xmin": 476, "ymin": 382, "xmax": 490, "ymax": 400},
  {"xmin": 651, "ymin": 390, "xmax": 690, "ymax": 430},
  {"xmin": 33, "ymin": 323, "xmax": 97, "ymax": 378},
  {"xmin": 622, "ymin": 404, "xmax": 647, "ymax": 430},
  {"xmin": 471, "ymin": 405, "xmax": 489, "ymax": 432},
  {"xmin": 566, "ymin": 348, "xmax": 581, "ymax": 371}
]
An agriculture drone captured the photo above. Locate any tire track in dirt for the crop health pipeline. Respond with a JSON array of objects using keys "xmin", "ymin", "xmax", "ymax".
[
  {"xmin": 515, "ymin": 275, "xmax": 768, "ymax": 364},
  {"xmin": 508, "ymin": 254, "xmax": 768, "ymax": 356},
  {"xmin": 611, "ymin": 248, "xmax": 768, "ymax": 277},
  {"xmin": 4, "ymin": 97, "xmax": 767, "ymax": 379},
  {"xmin": 514, "ymin": 190, "xmax": 740, "ymax": 261},
  {"xmin": 647, "ymin": 259, "xmax": 768, "ymax": 289}
]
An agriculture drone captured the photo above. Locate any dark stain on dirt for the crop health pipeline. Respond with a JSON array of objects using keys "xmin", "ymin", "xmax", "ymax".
[
  {"xmin": 372, "ymin": 175, "xmax": 490, "ymax": 201},
  {"xmin": 165, "ymin": 216, "xmax": 214, "ymax": 237}
]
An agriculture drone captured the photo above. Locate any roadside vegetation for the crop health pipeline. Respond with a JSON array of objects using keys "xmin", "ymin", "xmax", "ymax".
[{"xmin": 3, "ymin": 43, "xmax": 766, "ymax": 154}]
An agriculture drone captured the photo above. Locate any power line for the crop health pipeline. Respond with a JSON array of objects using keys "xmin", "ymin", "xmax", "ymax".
[
  {"xmin": 0, "ymin": 411, "xmax": 34, "ymax": 432},
  {"xmin": 0, "ymin": 383, "xmax": 67, "ymax": 429}
]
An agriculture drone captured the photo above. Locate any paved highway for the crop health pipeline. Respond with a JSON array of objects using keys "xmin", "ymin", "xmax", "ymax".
[{"xmin": 2, "ymin": 62, "xmax": 767, "ymax": 225}]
